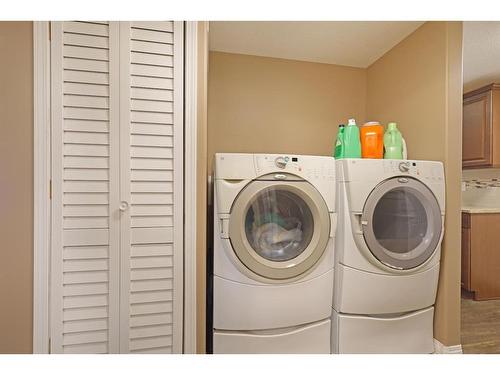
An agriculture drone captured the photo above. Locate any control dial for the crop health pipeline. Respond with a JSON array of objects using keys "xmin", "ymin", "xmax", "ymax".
[
  {"xmin": 275, "ymin": 156, "xmax": 287, "ymax": 169},
  {"xmin": 399, "ymin": 161, "xmax": 411, "ymax": 173}
]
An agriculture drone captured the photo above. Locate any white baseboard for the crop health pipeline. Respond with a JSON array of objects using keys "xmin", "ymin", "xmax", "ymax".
[{"xmin": 434, "ymin": 339, "xmax": 463, "ymax": 354}]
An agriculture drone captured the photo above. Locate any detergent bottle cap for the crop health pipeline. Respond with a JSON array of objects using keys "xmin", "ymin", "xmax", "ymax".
[
  {"xmin": 388, "ymin": 122, "xmax": 398, "ymax": 130},
  {"xmin": 347, "ymin": 118, "xmax": 356, "ymax": 126}
]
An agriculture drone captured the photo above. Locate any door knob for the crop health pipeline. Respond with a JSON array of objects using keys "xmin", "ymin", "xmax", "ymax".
[{"xmin": 119, "ymin": 201, "xmax": 129, "ymax": 211}]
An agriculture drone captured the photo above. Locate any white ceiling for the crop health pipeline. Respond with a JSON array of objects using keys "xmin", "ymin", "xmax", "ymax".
[
  {"xmin": 209, "ymin": 21, "xmax": 424, "ymax": 68},
  {"xmin": 463, "ymin": 22, "xmax": 500, "ymax": 92}
]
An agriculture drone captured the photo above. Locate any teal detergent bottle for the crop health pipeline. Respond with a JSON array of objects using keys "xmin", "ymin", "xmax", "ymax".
[
  {"xmin": 334, "ymin": 124, "xmax": 345, "ymax": 158},
  {"xmin": 344, "ymin": 118, "xmax": 362, "ymax": 158},
  {"xmin": 383, "ymin": 122, "xmax": 404, "ymax": 159}
]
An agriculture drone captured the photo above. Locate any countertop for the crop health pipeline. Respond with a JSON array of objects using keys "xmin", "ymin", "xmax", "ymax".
[{"xmin": 462, "ymin": 207, "xmax": 500, "ymax": 214}]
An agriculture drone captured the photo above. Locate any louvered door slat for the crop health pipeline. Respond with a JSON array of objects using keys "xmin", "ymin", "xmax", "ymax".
[
  {"xmin": 130, "ymin": 312, "xmax": 172, "ymax": 327},
  {"xmin": 64, "ymin": 70, "xmax": 110, "ymax": 85},
  {"xmin": 64, "ymin": 282, "xmax": 108, "ymax": 296},
  {"xmin": 63, "ymin": 319, "xmax": 108, "ymax": 333},
  {"xmin": 131, "ymin": 52, "xmax": 174, "ymax": 67},
  {"xmin": 131, "ymin": 21, "xmax": 173, "ymax": 33},
  {"xmin": 131, "ymin": 99, "xmax": 173, "ymax": 113},
  {"xmin": 131, "ymin": 28, "xmax": 173, "ymax": 44},
  {"xmin": 64, "ymin": 95, "xmax": 110, "ymax": 109},
  {"xmin": 64, "ymin": 58, "xmax": 109, "ymax": 73},
  {"xmin": 63, "ymin": 306, "xmax": 108, "ymax": 321},
  {"xmin": 63, "ymin": 156, "xmax": 109, "ymax": 169},
  {"xmin": 64, "ymin": 82, "xmax": 109, "ymax": 96},
  {"xmin": 64, "ymin": 45, "xmax": 109, "ymax": 61},
  {"xmin": 63, "ymin": 342, "xmax": 108, "ymax": 354},
  {"xmin": 130, "ymin": 88, "xmax": 173, "ymax": 102},
  {"xmin": 130, "ymin": 40, "xmax": 173, "ymax": 55},
  {"xmin": 63, "ymin": 32, "xmax": 109, "ymax": 49},
  {"xmin": 63, "ymin": 21, "xmax": 109, "ymax": 37},
  {"xmin": 130, "ymin": 64, "xmax": 173, "ymax": 78}
]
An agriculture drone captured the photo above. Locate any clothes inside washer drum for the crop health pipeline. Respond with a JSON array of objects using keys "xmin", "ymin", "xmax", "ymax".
[
  {"xmin": 244, "ymin": 189, "xmax": 314, "ymax": 262},
  {"xmin": 252, "ymin": 222, "xmax": 303, "ymax": 259}
]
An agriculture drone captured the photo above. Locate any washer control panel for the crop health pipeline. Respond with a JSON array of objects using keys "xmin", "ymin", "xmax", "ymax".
[{"xmin": 254, "ymin": 154, "xmax": 335, "ymax": 181}]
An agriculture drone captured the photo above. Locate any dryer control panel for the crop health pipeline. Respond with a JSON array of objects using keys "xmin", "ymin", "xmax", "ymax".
[{"xmin": 382, "ymin": 160, "xmax": 444, "ymax": 183}]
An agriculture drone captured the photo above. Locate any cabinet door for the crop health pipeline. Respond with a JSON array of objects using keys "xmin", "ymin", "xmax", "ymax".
[
  {"xmin": 461, "ymin": 226, "xmax": 471, "ymax": 290},
  {"xmin": 463, "ymin": 90, "xmax": 492, "ymax": 168}
]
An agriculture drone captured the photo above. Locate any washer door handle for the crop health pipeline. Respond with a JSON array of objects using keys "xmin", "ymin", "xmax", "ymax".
[
  {"xmin": 353, "ymin": 213, "xmax": 366, "ymax": 234},
  {"xmin": 219, "ymin": 216, "xmax": 230, "ymax": 239}
]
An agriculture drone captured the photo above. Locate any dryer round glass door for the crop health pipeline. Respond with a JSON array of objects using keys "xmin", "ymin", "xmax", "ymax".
[
  {"xmin": 229, "ymin": 180, "xmax": 330, "ymax": 280},
  {"xmin": 361, "ymin": 177, "xmax": 442, "ymax": 270}
]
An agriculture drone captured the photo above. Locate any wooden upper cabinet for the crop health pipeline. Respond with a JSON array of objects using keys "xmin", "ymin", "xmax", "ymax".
[{"xmin": 463, "ymin": 83, "xmax": 500, "ymax": 168}]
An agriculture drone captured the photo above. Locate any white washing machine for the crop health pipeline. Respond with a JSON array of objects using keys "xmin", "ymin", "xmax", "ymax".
[
  {"xmin": 332, "ymin": 159, "xmax": 445, "ymax": 354},
  {"xmin": 212, "ymin": 153, "xmax": 336, "ymax": 353}
]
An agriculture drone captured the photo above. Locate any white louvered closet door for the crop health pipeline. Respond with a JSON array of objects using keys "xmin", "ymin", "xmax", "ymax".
[
  {"xmin": 50, "ymin": 21, "xmax": 184, "ymax": 354},
  {"xmin": 118, "ymin": 21, "xmax": 184, "ymax": 354}
]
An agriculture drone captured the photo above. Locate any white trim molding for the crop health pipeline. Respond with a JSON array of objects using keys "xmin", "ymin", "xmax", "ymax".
[
  {"xmin": 33, "ymin": 21, "xmax": 51, "ymax": 354},
  {"xmin": 183, "ymin": 21, "xmax": 199, "ymax": 354},
  {"xmin": 434, "ymin": 339, "xmax": 463, "ymax": 354},
  {"xmin": 172, "ymin": 20, "xmax": 186, "ymax": 353}
]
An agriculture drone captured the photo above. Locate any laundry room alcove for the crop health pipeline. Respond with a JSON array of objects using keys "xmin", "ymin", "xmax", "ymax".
[{"xmin": 203, "ymin": 21, "xmax": 463, "ymax": 353}]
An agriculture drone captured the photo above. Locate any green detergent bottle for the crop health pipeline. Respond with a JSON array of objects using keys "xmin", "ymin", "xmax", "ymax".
[
  {"xmin": 344, "ymin": 118, "xmax": 362, "ymax": 158},
  {"xmin": 334, "ymin": 124, "xmax": 345, "ymax": 158},
  {"xmin": 384, "ymin": 122, "xmax": 404, "ymax": 159}
]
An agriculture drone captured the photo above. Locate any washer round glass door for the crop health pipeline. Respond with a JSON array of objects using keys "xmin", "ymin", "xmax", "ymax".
[
  {"xmin": 361, "ymin": 177, "xmax": 442, "ymax": 270},
  {"xmin": 229, "ymin": 180, "xmax": 330, "ymax": 280}
]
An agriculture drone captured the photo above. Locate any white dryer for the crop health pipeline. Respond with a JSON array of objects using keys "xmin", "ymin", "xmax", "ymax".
[
  {"xmin": 212, "ymin": 153, "xmax": 336, "ymax": 354},
  {"xmin": 332, "ymin": 159, "xmax": 445, "ymax": 354}
]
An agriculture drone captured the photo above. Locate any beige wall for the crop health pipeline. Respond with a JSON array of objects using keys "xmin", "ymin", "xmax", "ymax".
[
  {"xmin": 366, "ymin": 22, "xmax": 463, "ymax": 346},
  {"xmin": 0, "ymin": 21, "xmax": 33, "ymax": 353},
  {"xmin": 207, "ymin": 52, "xmax": 367, "ymax": 174}
]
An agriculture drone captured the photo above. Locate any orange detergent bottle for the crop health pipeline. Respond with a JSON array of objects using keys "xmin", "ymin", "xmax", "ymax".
[{"xmin": 360, "ymin": 121, "xmax": 384, "ymax": 159}]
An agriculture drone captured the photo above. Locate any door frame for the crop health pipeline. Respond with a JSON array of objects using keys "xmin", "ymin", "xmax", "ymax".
[
  {"xmin": 33, "ymin": 21, "xmax": 51, "ymax": 354},
  {"xmin": 33, "ymin": 21, "xmax": 201, "ymax": 354},
  {"xmin": 183, "ymin": 21, "xmax": 198, "ymax": 354}
]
